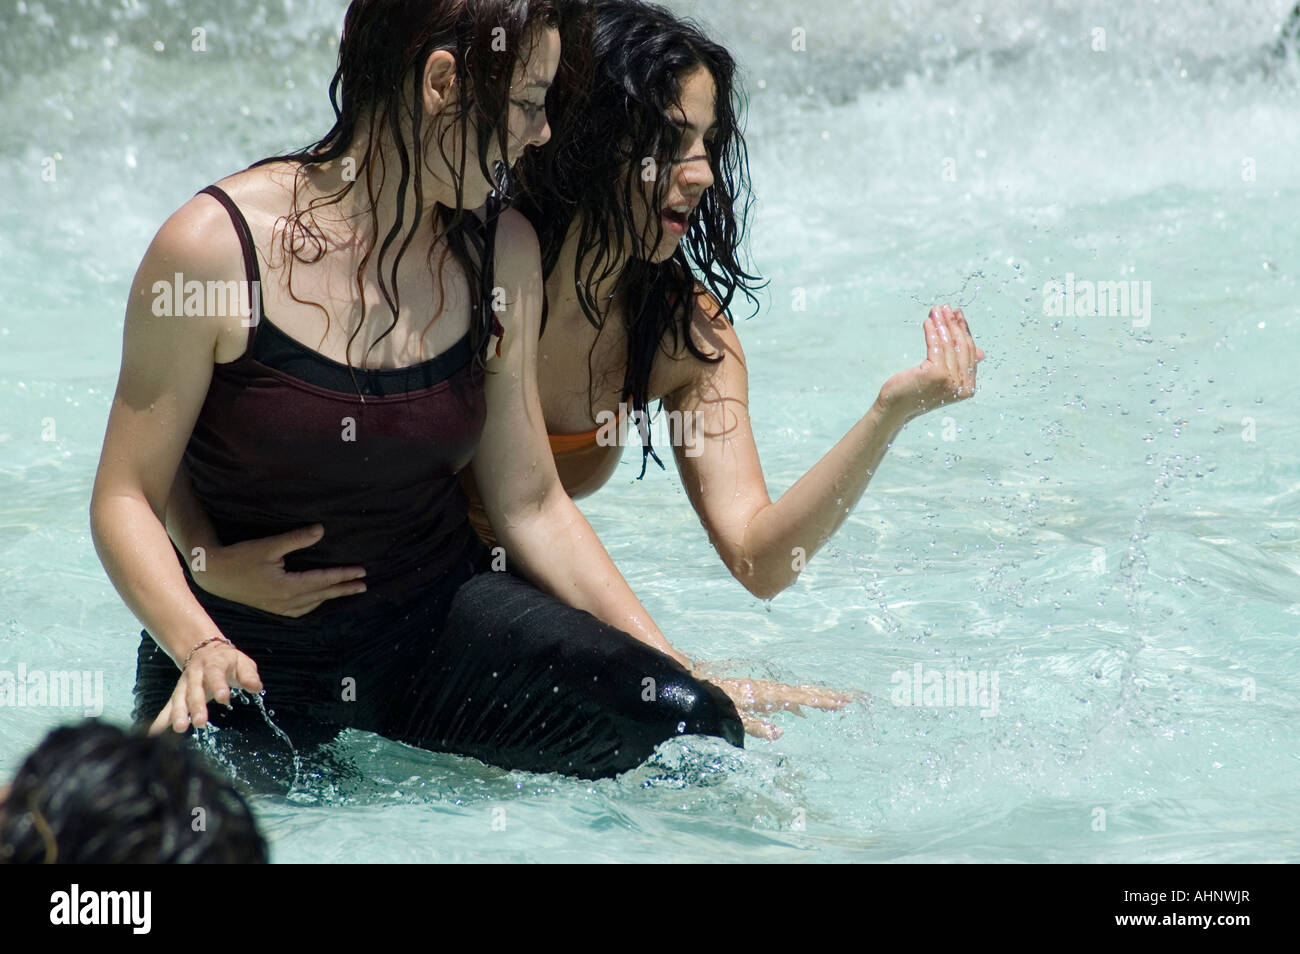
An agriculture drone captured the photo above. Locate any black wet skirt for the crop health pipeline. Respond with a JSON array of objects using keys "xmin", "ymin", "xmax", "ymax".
[{"xmin": 133, "ymin": 541, "xmax": 743, "ymax": 786}]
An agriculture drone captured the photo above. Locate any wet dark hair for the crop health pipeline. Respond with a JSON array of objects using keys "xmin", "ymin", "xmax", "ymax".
[
  {"xmin": 0, "ymin": 720, "xmax": 268, "ymax": 864},
  {"xmin": 515, "ymin": 0, "xmax": 763, "ymax": 475},
  {"xmin": 254, "ymin": 0, "xmax": 561, "ymax": 381}
]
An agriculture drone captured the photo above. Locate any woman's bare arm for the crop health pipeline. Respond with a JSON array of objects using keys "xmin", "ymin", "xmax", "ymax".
[
  {"xmin": 90, "ymin": 193, "xmax": 264, "ymax": 731},
  {"xmin": 663, "ymin": 296, "xmax": 984, "ymax": 599},
  {"xmin": 165, "ymin": 465, "xmax": 220, "ymax": 560},
  {"xmin": 470, "ymin": 213, "xmax": 853, "ymax": 736},
  {"xmin": 470, "ymin": 211, "xmax": 692, "ymax": 666}
]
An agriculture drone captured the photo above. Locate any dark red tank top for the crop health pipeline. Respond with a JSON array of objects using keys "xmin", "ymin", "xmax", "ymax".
[{"xmin": 180, "ymin": 185, "xmax": 493, "ymax": 616}]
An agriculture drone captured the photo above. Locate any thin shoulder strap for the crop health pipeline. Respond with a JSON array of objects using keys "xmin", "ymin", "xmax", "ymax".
[{"xmin": 197, "ymin": 185, "xmax": 264, "ymax": 359}]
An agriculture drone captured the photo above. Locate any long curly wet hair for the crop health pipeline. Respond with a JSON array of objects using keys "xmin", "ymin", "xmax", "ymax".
[
  {"xmin": 252, "ymin": 0, "xmax": 563, "ymax": 377},
  {"xmin": 514, "ymin": 0, "xmax": 763, "ymax": 474}
]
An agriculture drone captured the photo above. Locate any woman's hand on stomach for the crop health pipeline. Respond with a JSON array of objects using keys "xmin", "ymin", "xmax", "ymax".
[
  {"xmin": 165, "ymin": 462, "xmax": 368, "ymax": 617},
  {"xmin": 191, "ymin": 524, "xmax": 368, "ymax": 618}
]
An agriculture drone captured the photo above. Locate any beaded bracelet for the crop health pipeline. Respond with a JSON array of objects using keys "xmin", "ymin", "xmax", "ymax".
[{"xmin": 183, "ymin": 635, "xmax": 232, "ymax": 670}]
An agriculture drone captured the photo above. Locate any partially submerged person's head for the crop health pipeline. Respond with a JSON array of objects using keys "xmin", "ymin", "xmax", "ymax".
[{"xmin": 0, "ymin": 720, "xmax": 267, "ymax": 864}]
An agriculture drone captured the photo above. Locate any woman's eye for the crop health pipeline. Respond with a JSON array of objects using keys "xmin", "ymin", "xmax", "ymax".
[{"xmin": 513, "ymin": 99, "xmax": 545, "ymax": 116}]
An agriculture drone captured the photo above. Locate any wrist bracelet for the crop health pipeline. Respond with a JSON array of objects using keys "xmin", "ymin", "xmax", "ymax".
[{"xmin": 183, "ymin": 635, "xmax": 232, "ymax": 670}]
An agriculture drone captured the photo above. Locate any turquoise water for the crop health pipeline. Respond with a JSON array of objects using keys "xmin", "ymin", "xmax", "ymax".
[{"xmin": 2, "ymin": 0, "xmax": 1298, "ymax": 862}]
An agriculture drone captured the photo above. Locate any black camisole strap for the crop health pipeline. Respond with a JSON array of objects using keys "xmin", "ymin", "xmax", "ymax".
[
  {"xmin": 197, "ymin": 184, "xmax": 265, "ymax": 359},
  {"xmin": 199, "ymin": 183, "xmax": 503, "ymax": 365}
]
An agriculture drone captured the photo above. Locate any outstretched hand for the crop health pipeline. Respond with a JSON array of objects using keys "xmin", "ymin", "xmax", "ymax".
[
  {"xmin": 877, "ymin": 304, "xmax": 985, "ymax": 424},
  {"xmin": 705, "ymin": 675, "xmax": 855, "ymax": 740}
]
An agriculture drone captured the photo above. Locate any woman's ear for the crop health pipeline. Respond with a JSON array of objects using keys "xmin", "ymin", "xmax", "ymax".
[{"xmin": 422, "ymin": 49, "xmax": 458, "ymax": 116}]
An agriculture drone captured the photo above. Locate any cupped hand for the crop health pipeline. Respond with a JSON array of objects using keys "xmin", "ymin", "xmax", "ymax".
[
  {"xmin": 191, "ymin": 524, "xmax": 367, "ymax": 618},
  {"xmin": 877, "ymin": 304, "xmax": 986, "ymax": 423},
  {"xmin": 149, "ymin": 641, "xmax": 263, "ymax": 736}
]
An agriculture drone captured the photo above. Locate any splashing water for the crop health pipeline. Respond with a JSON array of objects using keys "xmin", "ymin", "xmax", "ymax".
[
  {"xmin": 190, "ymin": 689, "xmax": 304, "ymax": 798},
  {"xmin": 0, "ymin": 0, "xmax": 1297, "ymax": 861}
]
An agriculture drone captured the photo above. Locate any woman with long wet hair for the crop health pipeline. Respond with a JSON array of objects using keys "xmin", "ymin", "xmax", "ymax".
[
  {"xmin": 90, "ymin": 0, "xmax": 792, "ymax": 786},
  {"xmin": 500, "ymin": 0, "xmax": 984, "ymax": 604},
  {"xmin": 169, "ymin": 0, "xmax": 982, "ymax": 743}
]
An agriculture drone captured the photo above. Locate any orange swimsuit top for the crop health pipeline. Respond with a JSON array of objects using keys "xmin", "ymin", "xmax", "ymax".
[{"xmin": 547, "ymin": 427, "xmax": 602, "ymax": 454}]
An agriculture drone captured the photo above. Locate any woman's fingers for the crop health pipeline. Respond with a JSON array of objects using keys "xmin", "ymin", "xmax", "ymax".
[
  {"xmin": 711, "ymin": 676, "xmax": 853, "ymax": 738},
  {"xmin": 727, "ymin": 678, "xmax": 854, "ymax": 714},
  {"xmin": 209, "ymin": 670, "xmax": 232, "ymax": 707},
  {"xmin": 300, "ymin": 575, "xmax": 368, "ymax": 603},
  {"xmin": 290, "ymin": 565, "xmax": 367, "ymax": 593},
  {"xmin": 943, "ymin": 305, "xmax": 963, "ymax": 379},
  {"xmin": 929, "ymin": 306, "xmax": 949, "ymax": 362},
  {"xmin": 280, "ymin": 582, "xmax": 363, "ymax": 617},
  {"xmin": 786, "ymin": 684, "xmax": 853, "ymax": 710},
  {"xmin": 741, "ymin": 713, "xmax": 782, "ymax": 740},
  {"xmin": 234, "ymin": 655, "xmax": 263, "ymax": 694},
  {"xmin": 955, "ymin": 308, "xmax": 978, "ymax": 364},
  {"xmin": 271, "ymin": 568, "xmax": 365, "ymax": 616},
  {"xmin": 265, "ymin": 523, "xmax": 326, "ymax": 560},
  {"xmin": 148, "ymin": 700, "xmax": 175, "ymax": 736},
  {"xmin": 744, "ymin": 695, "xmax": 815, "ymax": 715},
  {"xmin": 931, "ymin": 306, "xmax": 958, "ymax": 384},
  {"xmin": 255, "ymin": 568, "xmax": 365, "ymax": 617},
  {"xmin": 165, "ymin": 685, "xmax": 191, "ymax": 735},
  {"xmin": 951, "ymin": 307, "xmax": 977, "ymax": 396},
  {"xmin": 185, "ymin": 668, "xmax": 210, "ymax": 729},
  {"xmin": 931, "ymin": 304, "xmax": 982, "ymax": 400},
  {"xmin": 924, "ymin": 314, "xmax": 942, "ymax": 366},
  {"xmin": 953, "ymin": 307, "xmax": 985, "ymax": 365},
  {"xmin": 765, "ymin": 681, "xmax": 847, "ymax": 709},
  {"xmin": 941, "ymin": 308, "xmax": 961, "ymax": 387},
  {"xmin": 148, "ymin": 648, "xmax": 263, "ymax": 738}
]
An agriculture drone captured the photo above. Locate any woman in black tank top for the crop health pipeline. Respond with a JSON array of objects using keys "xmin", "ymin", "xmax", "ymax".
[{"xmin": 90, "ymin": 0, "xmax": 747, "ymax": 785}]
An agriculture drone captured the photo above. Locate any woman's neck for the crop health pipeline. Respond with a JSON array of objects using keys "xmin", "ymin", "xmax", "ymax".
[
  {"xmin": 303, "ymin": 116, "xmax": 475, "ymax": 254},
  {"xmin": 549, "ymin": 216, "xmax": 630, "ymax": 319}
]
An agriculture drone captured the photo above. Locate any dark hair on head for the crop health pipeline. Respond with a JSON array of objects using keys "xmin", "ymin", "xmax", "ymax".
[
  {"xmin": 515, "ymin": 0, "xmax": 763, "ymax": 475},
  {"xmin": 0, "ymin": 720, "xmax": 268, "ymax": 864},
  {"xmin": 254, "ymin": 0, "xmax": 560, "ymax": 381}
]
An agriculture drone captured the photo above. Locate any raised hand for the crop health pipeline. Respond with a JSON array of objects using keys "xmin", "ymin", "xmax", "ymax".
[
  {"xmin": 877, "ymin": 304, "xmax": 986, "ymax": 424},
  {"xmin": 190, "ymin": 524, "xmax": 367, "ymax": 618}
]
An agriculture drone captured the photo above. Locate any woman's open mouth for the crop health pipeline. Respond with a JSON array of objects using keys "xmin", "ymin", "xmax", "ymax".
[{"xmin": 661, "ymin": 205, "xmax": 691, "ymax": 236}]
